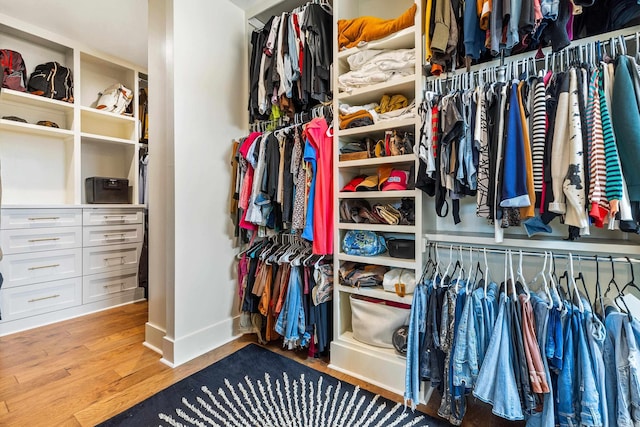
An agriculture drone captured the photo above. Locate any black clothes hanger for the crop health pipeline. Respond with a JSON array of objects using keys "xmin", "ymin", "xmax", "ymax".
[
  {"xmin": 574, "ymin": 255, "xmax": 592, "ymax": 309},
  {"xmin": 594, "ymin": 255, "xmax": 606, "ymax": 320},
  {"xmin": 621, "ymin": 257, "xmax": 640, "ymax": 296},
  {"xmin": 604, "ymin": 256, "xmax": 633, "ymax": 321}
]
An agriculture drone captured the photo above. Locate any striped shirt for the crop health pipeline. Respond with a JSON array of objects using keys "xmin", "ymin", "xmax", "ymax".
[
  {"xmin": 531, "ymin": 78, "xmax": 547, "ymax": 193},
  {"xmin": 587, "ymin": 69, "xmax": 608, "ymax": 212},
  {"xmin": 599, "ymin": 66, "xmax": 623, "ymax": 213}
]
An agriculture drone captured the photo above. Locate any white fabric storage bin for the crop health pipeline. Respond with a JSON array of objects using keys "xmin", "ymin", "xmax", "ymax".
[{"xmin": 349, "ymin": 294, "xmax": 410, "ymax": 348}]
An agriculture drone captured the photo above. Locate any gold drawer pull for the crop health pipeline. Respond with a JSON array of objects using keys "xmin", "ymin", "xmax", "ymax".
[
  {"xmin": 28, "ymin": 263, "xmax": 60, "ymax": 271},
  {"xmin": 28, "ymin": 217, "xmax": 60, "ymax": 221},
  {"xmin": 28, "ymin": 294, "xmax": 60, "ymax": 302},
  {"xmin": 103, "ymin": 233, "xmax": 126, "ymax": 240},
  {"xmin": 104, "ymin": 256, "xmax": 125, "ymax": 265},
  {"xmin": 28, "ymin": 237, "xmax": 61, "ymax": 243}
]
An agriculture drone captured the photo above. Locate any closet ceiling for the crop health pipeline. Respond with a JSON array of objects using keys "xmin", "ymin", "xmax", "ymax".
[{"xmin": 0, "ymin": 0, "xmax": 148, "ymax": 68}]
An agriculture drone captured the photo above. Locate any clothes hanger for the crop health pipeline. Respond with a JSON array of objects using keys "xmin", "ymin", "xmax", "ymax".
[
  {"xmin": 508, "ymin": 249, "xmax": 517, "ymax": 300},
  {"xmin": 594, "ymin": 255, "xmax": 606, "ymax": 319},
  {"xmin": 604, "ymin": 255, "xmax": 633, "ymax": 320},
  {"xmin": 432, "ymin": 242, "xmax": 442, "ymax": 288},
  {"xmin": 548, "ymin": 252, "xmax": 563, "ymax": 311},
  {"xmin": 529, "ymin": 251, "xmax": 550, "ymax": 307},
  {"xmin": 569, "ymin": 254, "xmax": 584, "ymax": 313},
  {"xmin": 517, "ymin": 249, "xmax": 532, "ymax": 302},
  {"xmin": 621, "ymin": 257, "xmax": 640, "ymax": 296},
  {"xmin": 574, "ymin": 255, "xmax": 592, "ymax": 311},
  {"xmin": 483, "ymin": 247, "xmax": 490, "ymax": 297},
  {"xmin": 442, "ymin": 245, "xmax": 454, "ymax": 286}
]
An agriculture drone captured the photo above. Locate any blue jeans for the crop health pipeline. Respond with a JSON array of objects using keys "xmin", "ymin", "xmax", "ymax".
[
  {"xmin": 603, "ymin": 312, "xmax": 640, "ymax": 427},
  {"xmin": 557, "ymin": 304, "xmax": 577, "ymax": 427},
  {"xmin": 404, "ymin": 282, "xmax": 427, "ymax": 410},
  {"xmin": 575, "ymin": 308, "xmax": 602, "ymax": 426},
  {"xmin": 584, "ymin": 301, "xmax": 608, "ymax": 427},
  {"xmin": 473, "ymin": 292, "xmax": 525, "ymax": 421},
  {"xmin": 452, "ymin": 292, "xmax": 477, "ymax": 388}
]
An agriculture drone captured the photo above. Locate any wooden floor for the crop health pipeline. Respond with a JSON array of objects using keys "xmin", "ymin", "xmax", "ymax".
[{"xmin": 0, "ymin": 301, "xmax": 522, "ymax": 426}]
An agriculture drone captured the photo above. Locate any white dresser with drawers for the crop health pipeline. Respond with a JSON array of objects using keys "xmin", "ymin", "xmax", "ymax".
[{"xmin": 0, "ymin": 205, "xmax": 145, "ymax": 335}]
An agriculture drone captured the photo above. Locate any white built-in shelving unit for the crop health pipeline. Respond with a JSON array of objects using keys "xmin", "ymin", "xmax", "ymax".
[{"xmin": 0, "ymin": 13, "xmax": 147, "ymax": 335}]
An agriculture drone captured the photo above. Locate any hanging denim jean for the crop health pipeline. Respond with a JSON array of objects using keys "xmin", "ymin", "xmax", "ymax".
[
  {"xmin": 449, "ymin": 286, "xmax": 468, "ymax": 425},
  {"xmin": 452, "ymin": 293, "xmax": 478, "ymax": 388},
  {"xmin": 404, "ymin": 282, "xmax": 428, "ymax": 410},
  {"xmin": 547, "ymin": 306, "xmax": 564, "ymax": 371},
  {"xmin": 575, "ymin": 308, "xmax": 602, "ymax": 426},
  {"xmin": 603, "ymin": 312, "xmax": 640, "ymax": 427},
  {"xmin": 474, "ymin": 292, "xmax": 525, "ymax": 421},
  {"xmin": 557, "ymin": 304, "xmax": 578, "ymax": 427},
  {"xmin": 584, "ymin": 304, "xmax": 608, "ymax": 427}
]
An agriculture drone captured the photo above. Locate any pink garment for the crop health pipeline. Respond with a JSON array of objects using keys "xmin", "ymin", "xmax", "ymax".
[
  {"xmin": 533, "ymin": 0, "xmax": 542, "ymax": 22},
  {"xmin": 238, "ymin": 132, "xmax": 261, "ymax": 231},
  {"xmin": 305, "ymin": 118, "xmax": 333, "ymax": 255},
  {"xmin": 520, "ymin": 295, "xmax": 550, "ymax": 394}
]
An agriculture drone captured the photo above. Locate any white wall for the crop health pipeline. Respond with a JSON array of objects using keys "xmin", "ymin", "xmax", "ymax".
[{"xmin": 147, "ymin": 0, "xmax": 247, "ymax": 366}]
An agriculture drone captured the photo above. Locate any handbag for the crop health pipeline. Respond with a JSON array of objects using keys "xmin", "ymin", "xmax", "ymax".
[
  {"xmin": 96, "ymin": 83, "xmax": 133, "ymax": 115},
  {"xmin": 342, "ymin": 230, "xmax": 386, "ymax": 256},
  {"xmin": 350, "ymin": 294, "xmax": 410, "ymax": 348},
  {"xmin": 382, "ymin": 268, "xmax": 416, "ymax": 297}
]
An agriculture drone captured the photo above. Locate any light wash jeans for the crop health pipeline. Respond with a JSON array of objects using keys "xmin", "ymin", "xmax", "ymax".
[{"xmin": 474, "ymin": 292, "xmax": 525, "ymax": 421}]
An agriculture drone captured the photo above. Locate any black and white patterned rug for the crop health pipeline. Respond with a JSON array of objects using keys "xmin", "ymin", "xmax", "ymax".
[{"xmin": 99, "ymin": 344, "xmax": 445, "ymax": 426}]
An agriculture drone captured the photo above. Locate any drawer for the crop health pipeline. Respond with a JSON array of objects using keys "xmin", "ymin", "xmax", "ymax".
[
  {"xmin": 0, "ymin": 277, "xmax": 82, "ymax": 321},
  {"xmin": 0, "ymin": 248, "xmax": 82, "ymax": 288},
  {"xmin": 83, "ymin": 208, "xmax": 143, "ymax": 226},
  {"xmin": 82, "ymin": 268, "xmax": 139, "ymax": 304},
  {"xmin": 1, "ymin": 209, "xmax": 82, "ymax": 229},
  {"xmin": 1, "ymin": 227, "xmax": 82, "ymax": 254},
  {"xmin": 83, "ymin": 243, "xmax": 140, "ymax": 276},
  {"xmin": 82, "ymin": 224, "xmax": 143, "ymax": 247}
]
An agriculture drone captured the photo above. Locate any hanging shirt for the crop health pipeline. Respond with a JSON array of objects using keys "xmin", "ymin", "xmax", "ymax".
[
  {"xmin": 301, "ymin": 139, "xmax": 317, "ymax": 241},
  {"xmin": 306, "ymin": 117, "xmax": 334, "ymax": 255}
]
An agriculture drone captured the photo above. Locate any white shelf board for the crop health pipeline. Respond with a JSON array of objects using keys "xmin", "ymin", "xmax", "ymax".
[
  {"xmin": 338, "ymin": 118, "xmax": 417, "ymax": 137},
  {"xmin": 339, "ymin": 190, "xmax": 417, "ymax": 199},
  {"xmin": 338, "ymin": 222, "xmax": 416, "ymax": 233},
  {"xmin": 424, "ymin": 231, "xmax": 640, "ymax": 256},
  {"xmin": 81, "ymin": 132, "xmax": 136, "ymax": 146},
  {"xmin": 329, "ymin": 332, "xmax": 408, "ymax": 398},
  {"xmin": 80, "ymin": 106, "xmax": 136, "ymax": 124},
  {"xmin": 337, "ymin": 252, "xmax": 416, "ymax": 269},
  {"xmin": 0, "ymin": 88, "xmax": 75, "ymax": 112},
  {"xmin": 337, "ymin": 75, "xmax": 416, "ymax": 106},
  {"xmin": 0, "ymin": 119, "xmax": 74, "ymax": 139},
  {"xmin": 337, "ymin": 26, "xmax": 416, "ymax": 60},
  {"xmin": 338, "ymin": 284, "xmax": 414, "ymax": 304},
  {"xmin": 338, "ymin": 153, "xmax": 416, "ymax": 168}
]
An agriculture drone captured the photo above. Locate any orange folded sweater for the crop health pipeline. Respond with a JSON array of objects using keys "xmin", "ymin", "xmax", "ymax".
[{"xmin": 338, "ymin": 4, "xmax": 417, "ymax": 50}]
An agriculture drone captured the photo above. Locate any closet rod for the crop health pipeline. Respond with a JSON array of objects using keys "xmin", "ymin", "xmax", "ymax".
[
  {"xmin": 429, "ymin": 242, "xmax": 640, "ymax": 265},
  {"xmin": 425, "ymin": 24, "xmax": 640, "ymax": 82}
]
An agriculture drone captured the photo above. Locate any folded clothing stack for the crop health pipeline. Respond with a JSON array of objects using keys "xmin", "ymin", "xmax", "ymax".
[
  {"xmin": 338, "ymin": 48, "xmax": 416, "ymax": 93},
  {"xmin": 339, "ymin": 262, "xmax": 389, "ymax": 287},
  {"xmin": 339, "ymin": 94, "xmax": 416, "ymax": 129}
]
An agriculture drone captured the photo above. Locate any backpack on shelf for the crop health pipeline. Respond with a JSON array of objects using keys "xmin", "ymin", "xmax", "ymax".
[
  {"xmin": 27, "ymin": 61, "xmax": 74, "ymax": 102},
  {"xmin": 96, "ymin": 83, "xmax": 133, "ymax": 115},
  {"xmin": 0, "ymin": 49, "xmax": 28, "ymax": 92}
]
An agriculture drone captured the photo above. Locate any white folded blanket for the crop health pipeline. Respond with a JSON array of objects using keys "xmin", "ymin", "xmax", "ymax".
[{"xmin": 339, "ymin": 48, "xmax": 416, "ymax": 92}]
